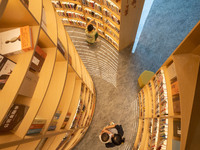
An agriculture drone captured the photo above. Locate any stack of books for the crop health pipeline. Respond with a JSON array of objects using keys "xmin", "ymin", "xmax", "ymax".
[
  {"xmin": 48, "ymin": 111, "xmax": 61, "ymax": 131},
  {"xmin": 61, "ymin": 112, "xmax": 71, "ymax": 129},
  {"xmin": 27, "ymin": 118, "xmax": 46, "ymax": 135}
]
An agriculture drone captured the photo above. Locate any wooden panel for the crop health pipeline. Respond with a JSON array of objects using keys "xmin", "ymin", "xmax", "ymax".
[
  {"xmin": 2, "ymin": 146, "xmax": 18, "ymax": 150},
  {"xmin": 185, "ymin": 64, "xmax": 200, "ymax": 150},
  {"xmin": 43, "ymin": 0, "xmax": 57, "ymax": 45},
  {"xmin": 17, "ymin": 140, "xmax": 40, "ymax": 150},
  {"xmin": 173, "ymin": 54, "xmax": 200, "ymax": 150},
  {"xmin": 47, "ymin": 133, "xmax": 65, "ymax": 150},
  {"xmin": 63, "ymin": 129, "xmax": 83, "ymax": 150},
  {"xmin": 0, "ymin": 0, "xmax": 8, "ymax": 19},
  {"xmin": 66, "ymin": 79, "xmax": 82, "ymax": 130},
  {"xmin": 56, "ymin": 73, "xmax": 76, "ymax": 130},
  {"xmin": 0, "ymin": 0, "xmax": 38, "ymax": 27},
  {"xmin": 119, "ymin": 0, "xmax": 145, "ymax": 51},
  {"xmin": 33, "ymin": 61, "xmax": 68, "ymax": 134},
  {"xmin": 28, "ymin": 0, "xmax": 42, "ymax": 24}
]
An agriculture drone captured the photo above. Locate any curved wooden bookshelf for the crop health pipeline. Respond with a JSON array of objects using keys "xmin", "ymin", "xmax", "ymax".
[
  {"xmin": 133, "ymin": 21, "xmax": 200, "ymax": 150},
  {"xmin": 0, "ymin": 0, "xmax": 96, "ymax": 149},
  {"xmin": 53, "ymin": 0, "xmax": 144, "ymax": 51}
]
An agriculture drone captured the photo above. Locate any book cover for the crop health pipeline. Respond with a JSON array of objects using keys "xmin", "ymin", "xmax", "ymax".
[
  {"xmin": 30, "ymin": 45, "xmax": 46, "ymax": 72},
  {"xmin": 0, "ymin": 54, "xmax": 16, "ymax": 89},
  {"xmin": 0, "ymin": 104, "xmax": 29, "ymax": 132},
  {"xmin": 29, "ymin": 124, "xmax": 45, "ymax": 129},
  {"xmin": 173, "ymin": 119, "xmax": 181, "ymax": 138},
  {"xmin": 61, "ymin": 112, "xmax": 71, "ymax": 129},
  {"xmin": 18, "ymin": 71, "xmax": 39, "ymax": 97},
  {"xmin": 48, "ymin": 111, "xmax": 61, "ymax": 131},
  {"xmin": 32, "ymin": 118, "xmax": 46, "ymax": 124},
  {"xmin": 171, "ymin": 80, "xmax": 179, "ymax": 95},
  {"xmin": 0, "ymin": 26, "xmax": 33, "ymax": 55},
  {"xmin": 26, "ymin": 128, "xmax": 42, "ymax": 135}
]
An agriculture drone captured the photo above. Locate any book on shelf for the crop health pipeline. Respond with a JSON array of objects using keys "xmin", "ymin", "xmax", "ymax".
[
  {"xmin": 0, "ymin": 104, "xmax": 29, "ymax": 132},
  {"xmin": 52, "ymin": 0, "xmax": 62, "ymax": 8},
  {"xmin": 26, "ymin": 128, "xmax": 42, "ymax": 135},
  {"xmin": 173, "ymin": 119, "xmax": 181, "ymax": 138},
  {"xmin": 18, "ymin": 70, "xmax": 39, "ymax": 97},
  {"xmin": 27, "ymin": 118, "xmax": 46, "ymax": 135},
  {"xmin": 61, "ymin": 112, "xmax": 71, "ymax": 129},
  {"xmin": 171, "ymin": 77, "xmax": 181, "ymax": 114},
  {"xmin": 0, "ymin": 26, "xmax": 33, "ymax": 55},
  {"xmin": 30, "ymin": 45, "xmax": 47, "ymax": 72},
  {"xmin": 0, "ymin": 54, "xmax": 16, "ymax": 89},
  {"xmin": 48, "ymin": 111, "xmax": 61, "ymax": 131}
]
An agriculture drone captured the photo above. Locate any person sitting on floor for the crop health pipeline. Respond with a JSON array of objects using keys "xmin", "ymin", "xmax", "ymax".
[
  {"xmin": 99, "ymin": 122, "xmax": 125, "ymax": 148},
  {"xmin": 85, "ymin": 19, "xmax": 99, "ymax": 44}
]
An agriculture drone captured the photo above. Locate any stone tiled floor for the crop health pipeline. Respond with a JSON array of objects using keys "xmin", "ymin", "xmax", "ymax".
[
  {"xmin": 64, "ymin": 2, "xmax": 200, "ymax": 147},
  {"xmin": 65, "ymin": 27, "xmax": 147, "ymax": 150}
]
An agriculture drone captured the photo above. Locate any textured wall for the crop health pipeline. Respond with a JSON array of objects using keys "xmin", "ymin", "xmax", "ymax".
[{"xmin": 134, "ymin": 0, "xmax": 200, "ymax": 73}]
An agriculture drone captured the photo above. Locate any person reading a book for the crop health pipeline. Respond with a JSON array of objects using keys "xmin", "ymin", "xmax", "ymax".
[
  {"xmin": 99, "ymin": 122, "xmax": 125, "ymax": 148},
  {"xmin": 85, "ymin": 19, "xmax": 99, "ymax": 44}
]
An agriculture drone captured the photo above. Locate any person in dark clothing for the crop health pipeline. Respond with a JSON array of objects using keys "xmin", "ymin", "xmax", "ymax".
[{"xmin": 99, "ymin": 122, "xmax": 125, "ymax": 148}]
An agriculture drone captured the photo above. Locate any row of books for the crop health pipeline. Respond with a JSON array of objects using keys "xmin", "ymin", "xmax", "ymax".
[
  {"xmin": 82, "ymin": 0, "xmax": 102, "ymax": 13},
  {"xmin": 148, "ymin": 82, "xmax": 154, "ymax": 117},
  {"xmin": 148, "ymin": 119, "xmax": 153, "ymax": 149},
  {"xmin": 138, "ymin": 93, "xmax": 142, "ymax": 117},
  {"xmin": 84, "ymin": 8, "xmax": 103, "ymax": 20},
  {"xmin": 105, "ymin": 27, "xmax": 119, "ymax": 40},
  {"xmin": 104, "ymin": 19, "xmax": 119, "ymax": 33},
  {"xmin": 27, "ymin": 118, "xmax": 46, "ymax": 135},
  {"xmin": 52, "ymin": 0, "xmax": 62, "ymax": 8},
  {"xmin": 70, "ymin": 98, "xmax": 83, "ymax": 129},
  {"xmin": 136, "ymin": 119, "xmax": 144, "ymax": 149},
  {"xmin": 48, "ymin": 111, "xmax": 61, "ymax": 131},
  {"xmin": 66, "ymin": 11, "xmax": 85, "ymax": 21},
  {"xmin": 157, "ymin": 118, "xmax": 168, "ymax": 150},
  {"xmin": 103, "ymin": 8, "xmax": 120, "ymax": 25},
  {"xmin": 153, "ymin": 76, "xmax": 160, "ymax": 117},
  {"xmin": 62, "ymin": 18, "xmax": 87, "ymax": 27},
  {"xmin": 57, "ymin": 10, "xmax": 85, "ymax": 21},
  {"xmin": 151, "ymin": 118, "xmax": 159, "ymax": 149},
  {"xmin": 142, "ymin": 90, "xmax": 145, "ymax": 118},
  {"xmin": 167, "ymin": 62, "xmax": 181, "ymax": 114},
  {"xmin": 105, "ymin": 34, "xmax": 119, "ymax": 47},
  {"xmin": 103, "ymin": 0, "xmax": 120, "ymax": 15},
  {"xmin": 63, "ymin": 2, "xmax": 83, "ymax": 12}
]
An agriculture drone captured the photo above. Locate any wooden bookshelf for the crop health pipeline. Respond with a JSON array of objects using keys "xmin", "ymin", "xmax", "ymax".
[
  {"xmin": 0, "ymin": 0, "xmax": 96, "ymax": 149},
  {"xmin": 133, "ymin": 21, "xmax": 200, "ymax": 150},
  {"xmin": 52, "ymin": 0, "xmax": 145, "ymax": 51}
]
